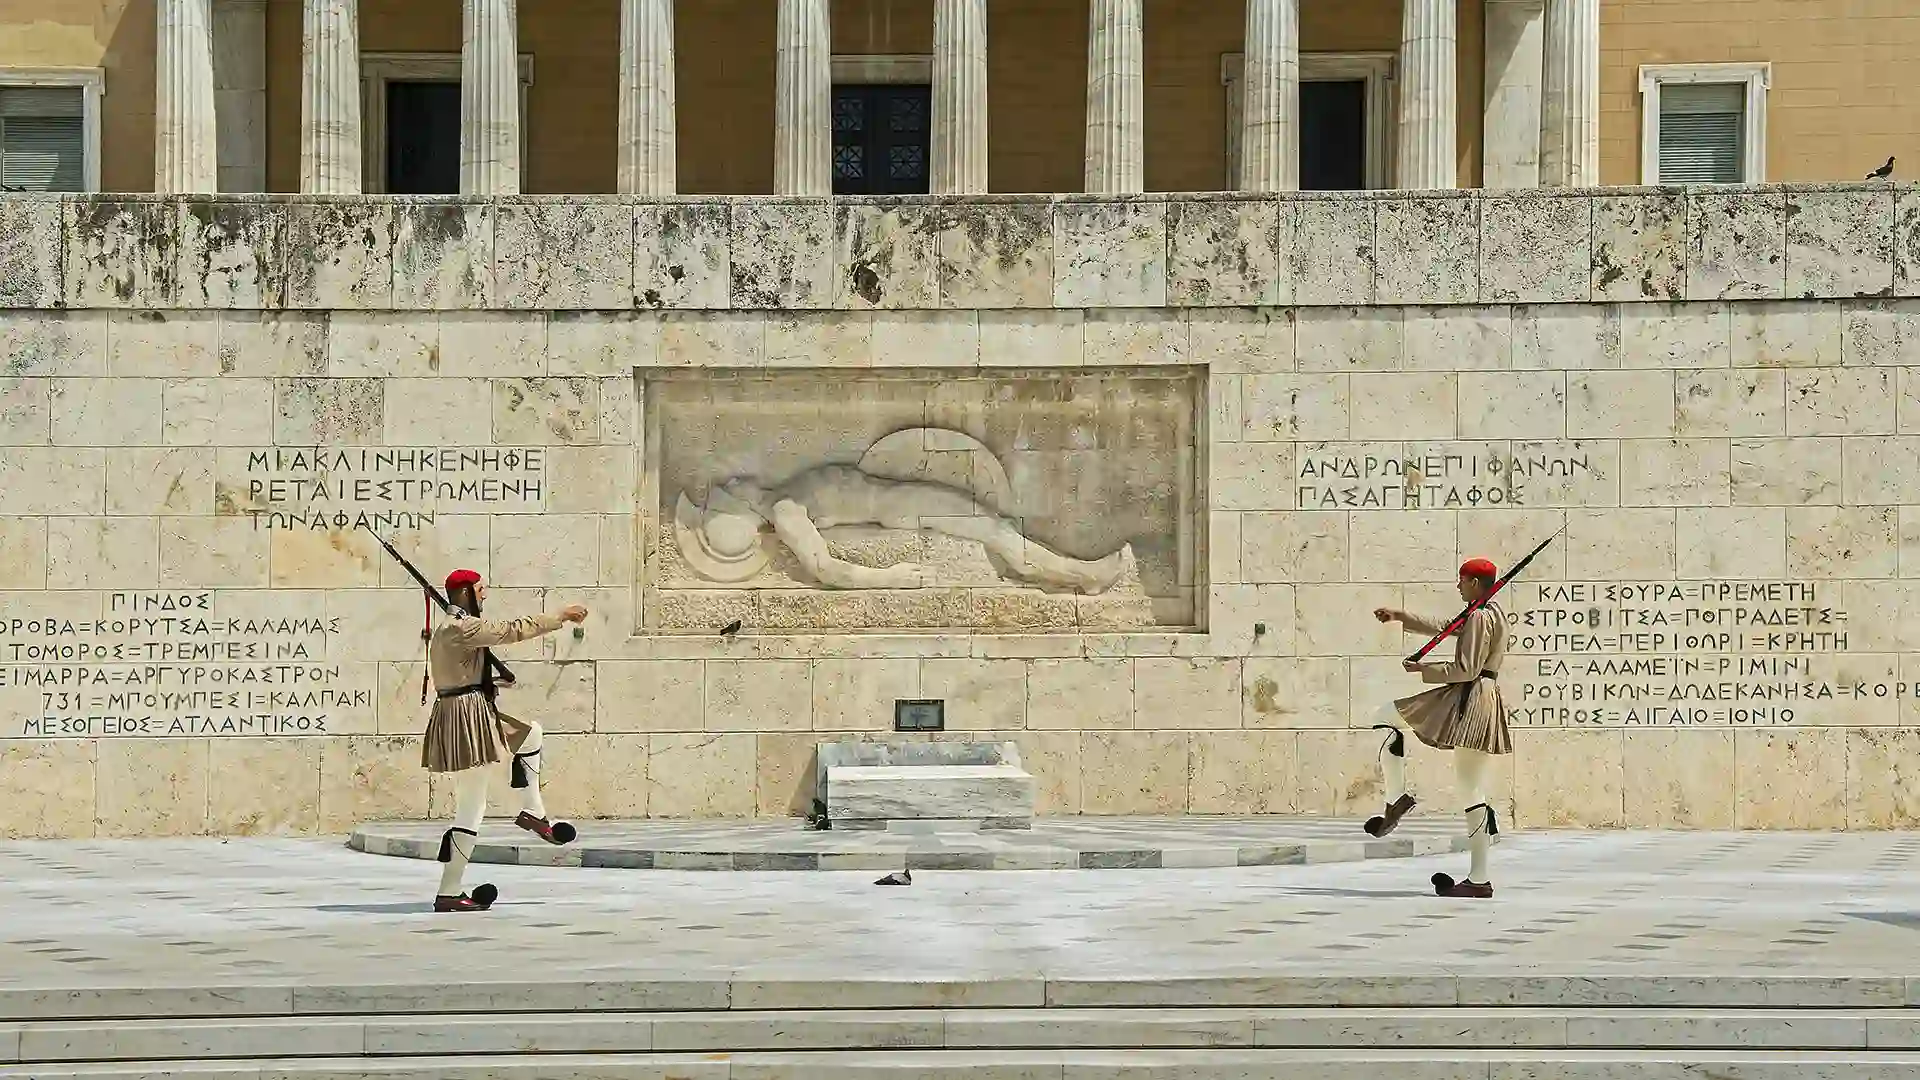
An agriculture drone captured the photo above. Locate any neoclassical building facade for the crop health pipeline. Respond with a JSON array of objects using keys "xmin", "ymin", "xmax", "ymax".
[{"xmin": 0, "ymin": 0, "xmax": 1911, "ymax": 198}]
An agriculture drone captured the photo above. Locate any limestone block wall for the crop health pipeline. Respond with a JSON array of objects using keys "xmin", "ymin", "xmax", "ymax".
[{"xmin": 1, "ymin": 185, "xmax": 1919, "ymax": 838}]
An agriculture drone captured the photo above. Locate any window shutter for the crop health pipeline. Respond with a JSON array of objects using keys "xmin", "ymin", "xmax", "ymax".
[
  {"xmin": 0, "ymin": 86, "xmax": 85, "ymax": 192},
  {"xmin": 1657, "ymin": 82, "xmax": 1745, "ymax": 185}
]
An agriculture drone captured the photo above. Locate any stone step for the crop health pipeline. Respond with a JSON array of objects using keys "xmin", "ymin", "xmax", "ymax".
[
  {"xmin": 3, "ymin": 975, "xmax": 1916, "ymax": 1021},
  {"xmin": 12, "ymin": 1047, "xmax": 1920, "ymax": 1080},
  {"xmin": 347, "ymin": 815, "xmax": 1477, "ymax": 873},
  {"xmin": 11, "ymin": 1006, "xmax": 1920, "ymax": 1062}
]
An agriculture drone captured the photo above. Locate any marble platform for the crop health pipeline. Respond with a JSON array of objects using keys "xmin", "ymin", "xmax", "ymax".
[
  {"xmin": 5, "ymin": 833, "xmax": 1920, "ymax": 1078},
  {"xmin": 349, "ymin": 814, "xmax": 1475, "ymax": 870},
  {"xmin": 818, "ymin": 739, "xmax": 1038, "ymax": 830}
]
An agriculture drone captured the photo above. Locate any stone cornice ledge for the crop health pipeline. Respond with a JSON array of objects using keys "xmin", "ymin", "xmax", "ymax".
[{"xmin": 1, "ymin": 183, "xmax": 1915, "ymax": 312}]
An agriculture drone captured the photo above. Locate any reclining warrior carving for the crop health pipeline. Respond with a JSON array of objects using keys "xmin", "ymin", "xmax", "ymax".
[{"xmin": 673, "ymin": 427, "xmax": 1132, "ymax": 595}]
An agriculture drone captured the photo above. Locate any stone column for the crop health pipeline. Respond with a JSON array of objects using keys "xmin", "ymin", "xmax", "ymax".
[
  {"xmin": 155, "ymin": 0, "xmax": 219, "ymax": 194},
  {"xmin": 460, "ymin": 0, "xmax": 521, "ymax": 196},
  {"xmin": 931, "ymin": 0, "xmax": 989, "ymax": 194},
  {"xmin": 1540, "ymin": 0, "xmax": 1600, "ymax": 187},
  {"xmin": 1395, "ymin": 0, "xmax": 1457, "ymax": 189},
  {"xmin": 300, "ymin": 0, "xmax": 362, "ymax": 194},
  {"xmin": 1482, "ymin": 0, "xmax": 1543, "ymax": 189},
  {"xmin": 1084, "ymin": 0, "xmax": 1144, "ymax": 193},
  {"xmin": 774, "ymin": 0, "xmax": 831, "ymax": 196},
  {"xmin": 1239, "ymin": 0, "xmax": 1299, "ymax": 192},
  {"xmin": 618, "ymin": 0, "xmax": 676, "ymax": 195}
]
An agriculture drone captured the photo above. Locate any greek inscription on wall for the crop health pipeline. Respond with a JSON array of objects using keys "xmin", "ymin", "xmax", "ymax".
[
  {"xmin": 216, "ymin": 447, "xmax": 546, "ymax": 531},
  {"xmin": 1503, "ymin": 581, "xmax": 1888, "ymax": 728},
  {"xmin": 1297, "ymin": 449, "xmax": 1594, "ymax": 509},
  {"xmin": 0, "ymin": 593, "xmax": 376, "ymax": 739}
]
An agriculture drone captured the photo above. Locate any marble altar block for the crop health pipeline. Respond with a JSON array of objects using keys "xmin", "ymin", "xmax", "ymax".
[{"xmin": 818, "ymin": 740, "xmax": 1037, "ymax": 830}]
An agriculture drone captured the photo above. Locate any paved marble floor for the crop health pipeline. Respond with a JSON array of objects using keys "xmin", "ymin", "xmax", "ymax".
[
  {"xmin": 2, "ymin": 831, "xmax": 1920, "ymax": 996},
  {"xmin": 351, "ymin": 814, "xmax": 1472, "ymax": 871}
]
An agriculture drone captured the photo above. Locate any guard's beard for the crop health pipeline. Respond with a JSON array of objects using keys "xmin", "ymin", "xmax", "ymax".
[{"xmin": 450, "ymin": 584, "xmax": 481, "ymax": 616}]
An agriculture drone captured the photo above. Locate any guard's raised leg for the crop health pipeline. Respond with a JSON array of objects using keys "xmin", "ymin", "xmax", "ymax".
[
  {"xmin": 509, "ymin": 721, "xmax": 576, "ymax": 846},
  {"xmin": 1365, "ymin": 708, "xmax": 1417, "ymax": 837},
  {"xmin": 435, "ymin": 767, "xmax": 498, "ymax": 912}
]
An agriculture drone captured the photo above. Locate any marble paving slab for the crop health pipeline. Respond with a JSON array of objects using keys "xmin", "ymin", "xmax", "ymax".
[
  {"xmin": 1, "ymin": 832, "xmax": 1919, "ymax": 1022},
  {"xmin": 347, "ymin": 815, "xmax": 1474, "ymax": 872}
]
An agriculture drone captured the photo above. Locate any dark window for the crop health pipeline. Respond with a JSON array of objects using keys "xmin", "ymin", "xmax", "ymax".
[
  {"xmin": 387, "ymin": 80, "xmax": 462, "ymax": 194},
  {"xmin": 832, "ymin": 83, "xmax": 931, "ymax": 195},
  {"xmin": 1300, "ymin": 79, "xmax": 1367, "ymax": 191},
  {"xmin": 1657, "ymin": 82, "xmax": 1745, "ymax": 184},
  {"xmin": 0, "ymin": 86, "xmax": 85, "ymax": 192}
]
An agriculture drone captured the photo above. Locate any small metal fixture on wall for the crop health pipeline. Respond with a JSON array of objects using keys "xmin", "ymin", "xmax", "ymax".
[{"xmin": 894, "ymin": 699, "xmax": 945, "ymax": 732}]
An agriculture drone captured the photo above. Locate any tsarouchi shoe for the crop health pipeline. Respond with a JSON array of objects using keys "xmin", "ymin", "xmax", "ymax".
[
  {"xmin": 1365, "ymin": 794, "xmax": 1417, "ymax": 837},
  {"xmin": 515, "ymin": 812, "xmax": 577, "ymax": 846},
  {"xmin": 433, "ymin": 883, "xmax": 498, "ymax": 912},
  {"xmin": 1431, "ymin": 873, "xmax": 1493, "ymax": 899}
]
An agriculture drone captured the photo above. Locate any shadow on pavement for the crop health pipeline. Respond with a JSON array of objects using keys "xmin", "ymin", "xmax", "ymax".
[{"xmin": 315, "ymin": 902, "xmax": 431, "ymax": 915}]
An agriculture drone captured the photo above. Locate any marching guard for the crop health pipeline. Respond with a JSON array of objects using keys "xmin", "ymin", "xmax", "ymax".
[
  {"xmin": 1368, "ymin": 556, "xmax": 1520, "ymax": 898},
  {"xmin": 421, "ymin": 568, "xmax": 588, "ymax": 913}
]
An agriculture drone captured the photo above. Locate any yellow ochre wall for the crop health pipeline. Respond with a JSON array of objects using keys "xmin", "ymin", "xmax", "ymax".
[
  {"xmin": 0, "ymin": 0, "xmax": 155, "ymax": 192},
  {"xmin": 1598, "ymin": 0, "xmax": 1920, "ymax": 185},
  {"xmin": 0, "ymin": 0, "xmax": 1915, "ymax": 193}
]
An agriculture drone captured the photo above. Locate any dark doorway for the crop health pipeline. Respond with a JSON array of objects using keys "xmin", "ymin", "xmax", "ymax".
[
  {"xmin": 1300, "ymin": 79, "xmax": 1367, "ymax": 190},
  {"xmin": 832, "ymin": 84, "xmax": 932, "ymax": 196},
  {"xmin": 387, "ymin": 80, "xmax": 462, "ymax": 194}
]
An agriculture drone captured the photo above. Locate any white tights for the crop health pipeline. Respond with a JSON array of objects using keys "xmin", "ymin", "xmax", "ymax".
[
  {"xmin": 1373, "ymin": 705, "xmax": 1498, "ymax": 883},
  {"xmin": 1455, "ymin": 747, "xmax": 1495, "ymax": 882},
  {"xmin": 512, "ymin": 722, "xmax": 547, "ymax": 820},
  {"xmin": 437, "ymin": 722, "xmax": 561, "ymax": 897},
  {"xmin": 437, "ymin": 767, "xmax": 490, "ymax": 897}
]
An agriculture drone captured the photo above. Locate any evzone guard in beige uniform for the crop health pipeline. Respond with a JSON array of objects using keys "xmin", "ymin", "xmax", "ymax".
[
  {"xmin": 1368, "ymin": 557, "xmax": 1512, "ymax": 899},
  {"xmin": 423, "ymin": 568, "xmax": 589, "ymax": 913}
]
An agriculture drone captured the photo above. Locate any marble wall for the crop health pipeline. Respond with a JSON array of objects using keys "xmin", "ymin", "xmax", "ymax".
[{"xmin": 3, "ymin": 185, "xmax": 1919, "ymax": 837}]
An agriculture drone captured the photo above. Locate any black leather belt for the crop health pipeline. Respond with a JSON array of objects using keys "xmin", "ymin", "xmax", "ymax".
[
  {"xmin": 1478, "ymin": 671, "xmax": 1497, "ymax": 680},
  {"xmin": 436, "ymin": 684, "xmax": 487, "ymax": 700}
]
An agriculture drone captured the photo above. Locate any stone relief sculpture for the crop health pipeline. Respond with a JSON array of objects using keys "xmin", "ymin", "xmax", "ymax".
[{"xmin": 673, "ymin": 427, "xmax": 1134, "ymax": 594}]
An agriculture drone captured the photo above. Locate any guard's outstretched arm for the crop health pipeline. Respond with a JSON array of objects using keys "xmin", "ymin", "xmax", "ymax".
[{"xmin": 446, "ymin": 612, "xmax": 570, "ymax": 648}]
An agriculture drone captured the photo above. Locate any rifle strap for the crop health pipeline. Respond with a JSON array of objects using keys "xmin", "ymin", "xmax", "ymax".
[{"xmin": 419, "ymin": 591, "xmax": 432, "ymax": 705}]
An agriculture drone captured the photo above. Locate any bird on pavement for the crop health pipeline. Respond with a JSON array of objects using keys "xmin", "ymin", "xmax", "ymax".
[
  {"xmin": 719, "ymin": 619, "xmax": 742, "ymax": 637},
  {"xmin": 1868, "ymin": 157, "xmax": 1895, "ymax": 180},
  {"xmin": 875, "ymin": 870, "xmax": 912, "ymax": 886}
]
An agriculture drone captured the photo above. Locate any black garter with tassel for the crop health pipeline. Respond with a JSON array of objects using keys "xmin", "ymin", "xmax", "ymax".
[{"xmin": 437, "ymin": 826, "xmax": 477, "ymax": 863}]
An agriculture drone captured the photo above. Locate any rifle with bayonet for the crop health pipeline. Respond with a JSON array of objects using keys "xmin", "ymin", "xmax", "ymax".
[
  {"xmin": 361, "ymin": 524, "xmax": 516, "ymax": 688},
  {"xmin": 1406, "ymin": 523, "xmax": 1568, "ymax": 663}
]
